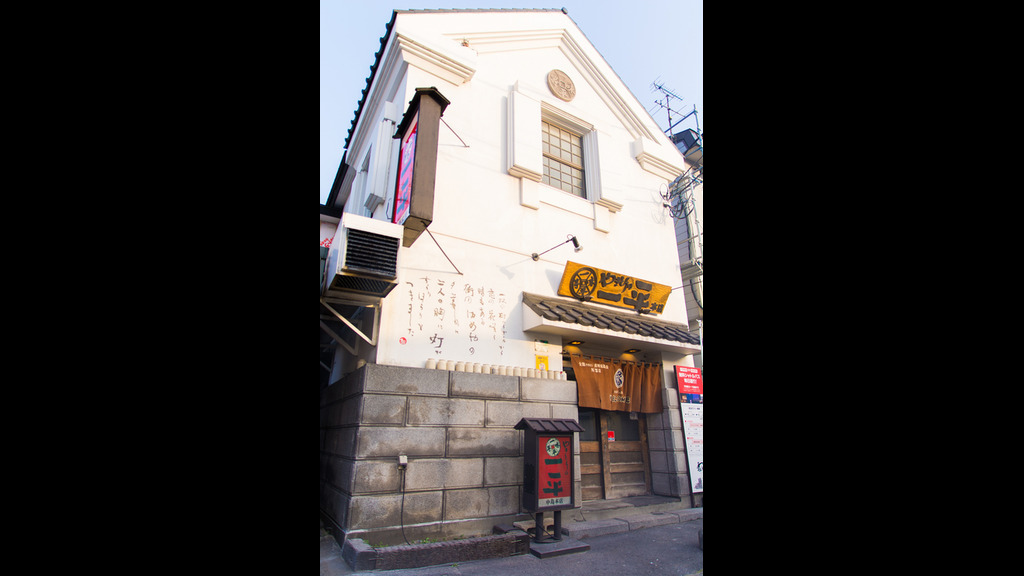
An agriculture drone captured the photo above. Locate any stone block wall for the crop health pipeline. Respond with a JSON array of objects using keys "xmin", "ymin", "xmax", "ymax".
[
  {"xmin": 320, "ymin": 364, "xmax": 580, "ymax": 546},
  {"xmin": 646, "ymin": 378, "xmax": 703, "ymax": 507}
]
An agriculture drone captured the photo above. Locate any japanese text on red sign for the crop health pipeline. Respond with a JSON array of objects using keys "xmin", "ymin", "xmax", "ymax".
[{"xmin": 537, "ymin": 435, "xmax": 571, "ymax": 508}]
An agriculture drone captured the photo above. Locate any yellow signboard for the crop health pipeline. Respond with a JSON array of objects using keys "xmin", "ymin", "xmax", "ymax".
[{"xmin": 557, "ymin": 261, "xmax": 671, "ymax": 315}]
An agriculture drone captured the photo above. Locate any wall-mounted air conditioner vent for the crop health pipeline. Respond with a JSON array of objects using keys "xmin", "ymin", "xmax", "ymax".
[
  {"xmin": 322, "ymin": 213, "xmax": 403, "ymax": 303},
  {"xmin": 343, "ymin": 228, "xmax": 398, "ymax": 277}
]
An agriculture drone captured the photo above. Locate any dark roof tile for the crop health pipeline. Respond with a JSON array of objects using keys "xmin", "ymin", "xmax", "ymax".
[
  {"xmin": 522, "ymin": 292, "xmax": 698, "ymax": 345},
  {"xmin": 514, "ymin": 418, "xmax": 586, "ymax": 433}
]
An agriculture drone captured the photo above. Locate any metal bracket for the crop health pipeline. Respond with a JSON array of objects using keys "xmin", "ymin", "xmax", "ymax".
[
  {"xmin": 320, "ymin": 320, "xmax": 358, "ymax": 356},
  {"xmin": 319, "ymin": 298, "xmax": 381, "ymax": 349}
]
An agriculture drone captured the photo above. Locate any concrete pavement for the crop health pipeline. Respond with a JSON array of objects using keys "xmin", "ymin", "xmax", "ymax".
[{"xmin": 321, "ymin": 513, "xmax": 703, "ymax": 576}]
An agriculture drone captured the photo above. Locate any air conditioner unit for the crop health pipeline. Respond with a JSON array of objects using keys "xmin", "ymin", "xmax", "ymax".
[{"xmin": 322, "ymin": 213, "xmax": 403, "ymax": 304}]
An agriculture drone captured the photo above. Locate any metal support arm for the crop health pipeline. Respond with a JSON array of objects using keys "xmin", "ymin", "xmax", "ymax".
[
  {"xmin": 320, "ymin": 320, "xmax": 358, "ymax": 356},
  {"xmin": 319, "ymin": 298, "xmax": 381, "ymax": 349}
]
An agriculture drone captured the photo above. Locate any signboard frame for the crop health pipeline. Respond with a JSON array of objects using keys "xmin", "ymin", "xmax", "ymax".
[
  {"xmin": 391, "ymin": 87, "xmax": 450, "ymax": 247},
  {"xmin": 676, "ymin": 365, "xmax": 703, "ymax": 494},
  {"xmin": 534, "ymin": 435, "xmax": 573, "ymax": 510},
  {"xmin": 556, "ymin": 261, "xmax": 671, "ymax": 315},
  {"xmin": 680, "ymin": 403, "xmax": 703, "ymax": 494}
]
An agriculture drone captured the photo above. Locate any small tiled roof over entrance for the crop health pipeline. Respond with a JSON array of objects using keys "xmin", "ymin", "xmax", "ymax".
[
  {"xmin": 514, "ymin": 418, "xmax": 586, "ymax": 433},
  {"xmin": 522, "ymin": 292, "xmax": 699, "ymax": 345}
]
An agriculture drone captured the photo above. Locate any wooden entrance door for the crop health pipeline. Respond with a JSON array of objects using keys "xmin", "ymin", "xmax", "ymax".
[
  {"xmin": 578, "ymin": 408, "xmax": 652, "ymax": 500},
  {"xmin": 579, "ymin": 408, "xmax": 605, "ymax": 501}
]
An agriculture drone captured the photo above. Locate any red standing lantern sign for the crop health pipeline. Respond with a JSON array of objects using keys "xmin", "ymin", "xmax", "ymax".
[
  {"xmin": 537, "ymin": 435, "xmax": 572, "ymax": 507},
  {"xmin": 515, "ymin": 418, "xmax": 584, "ymax": 543}
]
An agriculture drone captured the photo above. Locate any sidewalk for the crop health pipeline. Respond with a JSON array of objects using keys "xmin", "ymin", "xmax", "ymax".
[{"xmin": 321, "ymin": 509, "xmax": 703, "ymax": 576}]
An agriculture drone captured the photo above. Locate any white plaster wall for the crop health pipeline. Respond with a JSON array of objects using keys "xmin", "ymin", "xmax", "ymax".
[{"xmin": 339, "ymin": 11, "xmax": 691, "ymax": 371}]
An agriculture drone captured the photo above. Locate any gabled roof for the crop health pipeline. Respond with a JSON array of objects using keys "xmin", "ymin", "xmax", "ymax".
[
  {"xmin": 341, "ymin": 8, "xmax": 683, "ymax": 171},
  {"xmin": 343, "ymin": 11, "xmax": 396, "ymax": 151},
  {"xmin": 345, "ymin": 9, "xmax": 566, "ymax": 150}
]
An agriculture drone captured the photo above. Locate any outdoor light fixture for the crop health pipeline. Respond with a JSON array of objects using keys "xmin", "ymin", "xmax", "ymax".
[
  {"xmin": 532, "ymin": 234, "xmax": 582, "ymax": 261},
  {"xmin": 624, "ymin": 348, "xmax": 641, "ymax": 354},
  {"xmin": 566, "ymin": 340, "xmax": 585, "ymax": 346}
]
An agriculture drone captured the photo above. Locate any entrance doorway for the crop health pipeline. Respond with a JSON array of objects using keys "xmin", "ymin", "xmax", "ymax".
[{"xmin": 578, "ymin": 407, "xmax": 652, "ymax": 500}]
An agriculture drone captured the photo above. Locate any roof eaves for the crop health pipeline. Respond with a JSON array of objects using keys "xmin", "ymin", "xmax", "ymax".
[
  {"xmin": 522, "ymin": 292, "xmax": 694, "ymax": 344},
  {"xmin": 343, "ymin": 8, "xmax": 570, "ymax": 154},
  {"xmin": 514, "ymin": 417, "xmax": 586, "ymax": 433},
  {"xmin": 343, "ymin": 11, "xmax": 398, "ymax": 151}
]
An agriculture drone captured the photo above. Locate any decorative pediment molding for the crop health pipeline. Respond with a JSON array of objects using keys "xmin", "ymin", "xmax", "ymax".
[
  {"xmin": 395, "ymin": 31, "xmax": 477, "ymax": 86},
  {"xmin": 596, "ymin": 197, "xmax": 624, "ymax": 213},
  {"xmin": 447, "ymin": 28, "xmax": 660, "ymax": 144},
  {"xmin": 347, "ymin": 31, "xmax": 476, "ymax": 163},
  {"xmin": 633, "ymin": 137, "xmax": 687, "ymax": 181}
]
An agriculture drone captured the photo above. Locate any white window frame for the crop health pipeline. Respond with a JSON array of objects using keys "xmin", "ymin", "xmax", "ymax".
[
  {"xmin": 541, "ymin": 119, "xmax": 586, "ymax": 198},
  {"xmin": 507, "ymin": 82, "xmax": 622, "ymax": 230},
  {"xmin": 540, "ymin": 105, "xmax": 596, "ymax": 203}
]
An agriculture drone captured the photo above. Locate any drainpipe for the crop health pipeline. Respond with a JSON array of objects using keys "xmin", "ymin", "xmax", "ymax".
[{"xmin": 698, "ymin": 319, "xmax": 703, "ymax": 368}]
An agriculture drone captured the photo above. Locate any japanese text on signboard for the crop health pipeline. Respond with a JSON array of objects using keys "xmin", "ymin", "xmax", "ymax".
[
  {"xmin": 676, "ymin": 366, "xmax": 703, "ymax": 404},
  {"xmin": 537, "ymin": 435, "xmax": 571, "ymax": 508},
  {"xmin": 675, "ymin": 365, "xmax": 703, "ymax": 493},
  {"xmin": 557, "ymin": 261, "xmax": 670, "ymax": 314},
  {"xmin": 681, "ymin": 404, "xmax": 703, "ymax": 493},
  {"xmin": 571, "ymin": 356, "xmax": 664, "ymax": 414}
]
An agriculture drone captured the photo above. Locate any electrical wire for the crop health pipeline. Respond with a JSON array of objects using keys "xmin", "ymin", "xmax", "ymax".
[
  {"xmin": 399, "ymin": 466, "xmax": 410, "ymax": 545},
  {"xmin": 689, "ymin": 277, "xmax": 703, "ymax": 311}
]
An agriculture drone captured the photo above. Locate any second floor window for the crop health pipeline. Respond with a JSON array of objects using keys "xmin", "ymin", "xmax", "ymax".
[{"xmin": 541, "ymin": 120, "xmax": 585, "ymax": 198}]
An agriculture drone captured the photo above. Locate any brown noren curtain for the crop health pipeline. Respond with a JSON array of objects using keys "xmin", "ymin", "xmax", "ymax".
[{"xmin": 571, "ymin": 354, "xmax": 663, "ymax": 414}]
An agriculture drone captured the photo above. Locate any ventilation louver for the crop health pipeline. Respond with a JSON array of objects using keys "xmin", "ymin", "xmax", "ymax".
[
  {"xmin": 322, "ymin": 213, "xmax": 403, "ymax": 304},
  {"xmin": 342, "ymin": 229, "xmax": 398, "ymax": 277}
]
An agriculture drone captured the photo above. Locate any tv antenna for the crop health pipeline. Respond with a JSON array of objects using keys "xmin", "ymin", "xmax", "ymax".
[
  {"xmin": 651, "ymin": 80, "xmax": 702, "ymax": 259},
  {"xmin": 651, "ymin": 80, "xmax": 700, "ymax": 138},
  {"xmin": 651, "ymin": 80, "xmax": 703, "ymax": 319}
]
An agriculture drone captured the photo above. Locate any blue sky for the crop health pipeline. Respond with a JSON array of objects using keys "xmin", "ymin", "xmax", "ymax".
[{"xmin": 320, "ymin": 0, "xmax": 703, "ymax": 205}]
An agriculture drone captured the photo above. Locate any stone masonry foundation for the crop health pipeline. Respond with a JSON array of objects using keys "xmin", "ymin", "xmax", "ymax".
[{"xmin": 320, "ymin": 364, "xmax": 581, "ymax": 546}]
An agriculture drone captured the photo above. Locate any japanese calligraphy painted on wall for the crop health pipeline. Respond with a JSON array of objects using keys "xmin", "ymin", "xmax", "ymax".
[
  {"xmin": 556, "ymin": 261, "xmax": 671, "ymax": 314},
  {"xmin": 398, "ymin": 271, "xmax": 511, "ymax": 362}
]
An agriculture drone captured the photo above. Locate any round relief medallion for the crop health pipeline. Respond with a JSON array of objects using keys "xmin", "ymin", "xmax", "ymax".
[{"xmin": 547, "ymin": 69, "xmax": 576, "ymax": 102}]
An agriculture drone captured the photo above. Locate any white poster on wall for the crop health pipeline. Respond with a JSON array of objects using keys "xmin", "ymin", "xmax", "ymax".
[{"xmin": 680, "ymin": 402, "xmax": 703, "ymax": 493}]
